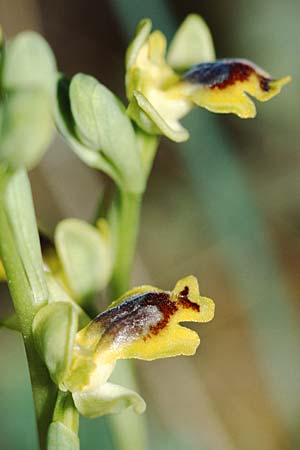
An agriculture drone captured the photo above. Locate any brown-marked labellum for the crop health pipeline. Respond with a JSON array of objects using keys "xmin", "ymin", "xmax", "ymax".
[
  {"xmin": 87, "ymin": 289, "xmax": 200, "ymax": 346},
  {"xmin": 183, "ymin": 59, "xmax": 272, "ymax": 91}
]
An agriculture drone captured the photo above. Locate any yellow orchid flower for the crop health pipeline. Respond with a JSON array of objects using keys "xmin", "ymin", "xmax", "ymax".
[
  {"xmin": 126, "ymin": 14, "xmax": 290, "ymax": 142},
  {"xmin": 60, "ymin": 275, "xmax": 214, "ymax": 417}
]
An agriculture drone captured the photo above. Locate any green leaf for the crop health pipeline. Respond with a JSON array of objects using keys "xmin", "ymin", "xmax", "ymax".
[
  {"xmin": 0, "ymin": 89, "xmax": 53, "ymax": 170},
  {"xmin": 55, "ymin": 218, "xmax": 113, "ymax": 303},
  {"xmin": 47, "ymin": 422, "xmax": 79, "ymax": 450},
  {"xmin": 2, "ymin": 31, "xmax": 56, "ymax": 92},
  {"xmin": 73, "ymin": 381, "xmax": 146, "ymax": 418},
  {"xmin": 33, "ymin": 301, "xmax": 78, "ymax": 384},
  {"xmin": 167, "ymin": 14, "xmax": 215, "ymax": 71},
  {"xmin": 69, "ymin": 73, "xmax": 145, "ymax": 193}
]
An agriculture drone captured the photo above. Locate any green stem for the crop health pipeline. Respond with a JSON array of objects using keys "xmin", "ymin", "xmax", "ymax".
[
  {"xmin": 110, "ymin": 131, "xmax": 159, "ymax": 299},
  {"xmin": 0, "ymin": 169, "xmax": 56, "ymax": 450},
  {"xmin": 110, "ymin": 190, "xmax": 142, "ymax": 298}
]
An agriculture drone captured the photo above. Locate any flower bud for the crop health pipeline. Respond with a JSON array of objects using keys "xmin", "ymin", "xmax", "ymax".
[
  {"xmin": 55, "ymin": 218, "xmax": 113, "ymax": 304},
  {"xmin": 55, "ymin": 74, "xmax": 145, "ymax": 194},
  {"xmin": 33, "ymin": 302, "xmax": 78, "ymax": 385},
  {"xmin": 0, "ymin": 31, "xmax": 56, "ymax": 170}
]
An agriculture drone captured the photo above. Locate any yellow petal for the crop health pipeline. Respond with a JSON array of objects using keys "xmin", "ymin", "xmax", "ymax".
[{"xmin": 183, "ymin": 59, "xmax": 291, "ymax": 118}]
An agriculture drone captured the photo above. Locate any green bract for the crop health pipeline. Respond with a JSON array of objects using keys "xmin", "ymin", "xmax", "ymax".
[
  {"xmin": 55, "ymin": 73, "xmax": 145, "ymax": 194},
  {"xmin": 55, "ymin": 218, "xmax": 113, "ymax": 303},
  {"xmin": 0, "ymin": 30, "xmax": 56, "ymax": 170}
]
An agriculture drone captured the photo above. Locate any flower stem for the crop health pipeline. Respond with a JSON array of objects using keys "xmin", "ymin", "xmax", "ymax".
[
  {"xmin": 0, "ymin": 169, "xmax": 56, "ymax": 450},
  {"xmin": 110, "ymin": 189, "xmax": 142, "ymax": 299},
  {"xmin": 109, "ymin": 131, "xmax": 159, "ymax": 299}
]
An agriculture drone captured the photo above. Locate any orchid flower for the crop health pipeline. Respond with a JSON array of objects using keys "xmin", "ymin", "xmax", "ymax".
[
  {"xmin": 126, "ymin": 14, "xmax": 290, "ymax": 142},
  {"xmin": 51, "ymin": 275, "xmax": 215, "ymax": 417}
]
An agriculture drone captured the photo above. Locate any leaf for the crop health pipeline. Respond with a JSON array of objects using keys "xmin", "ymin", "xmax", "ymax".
[
  {"xmin": 33, "ymin": 302, "xmax": 78, "ymax": 384},
  {"xmin": 2, "ymin": 31, "xmax": 56, "ymax": 92},
  {"xmin": 55, "ymin": 218, "xmax": 113, "ymax": 303},
  {"xmin": 0, "ymin": 89, "xmax": 53, "ymax": 170},
  {"xmin": 167, "ymin": 14, "xmax": 215, "ymax": 71}
]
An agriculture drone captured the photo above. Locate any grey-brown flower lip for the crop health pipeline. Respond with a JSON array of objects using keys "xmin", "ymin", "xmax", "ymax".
[
  {"xmin": 91, "ymin": 288, "xmax": 200, "ymax": 344},
  {"xmin": 183, "ymin": 59, "xmax": 271, "ymax": 92}
]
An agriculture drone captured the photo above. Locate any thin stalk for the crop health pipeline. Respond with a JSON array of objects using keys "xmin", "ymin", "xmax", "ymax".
[
  {"xmin": 110, "ymin": 190, "xmax": 142, "ymax": 299},
  {"xmin": 109, "ymin": 132, "xmax": 159, "ymax": 299},
  {"xmin": 0, "ymin": 169, "xmax": 56, "ymax": 450}
]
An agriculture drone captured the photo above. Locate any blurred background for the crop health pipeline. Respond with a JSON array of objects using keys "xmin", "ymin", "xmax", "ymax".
[{"xmin": 0, "ymin": 0, "xmax": 300, "ymax": 449}]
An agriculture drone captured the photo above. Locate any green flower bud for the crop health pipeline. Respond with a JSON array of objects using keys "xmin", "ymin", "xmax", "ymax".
[
  {"xmin": 2, "ymin": 31, "xmax": 56, "ymax": 92},
  {"xmin": 0, "ymin": 30, "xmax": 56, "ymax": 170},
  {"xmin": 0, "ymin": 89, "xmax": 52, "ymax": 170},
  {"xmin": 55, "ymin": 218, "xmax": 113, "ymax": 304},
  {"xmin": 55, "ymin": 73, "xmax": 145, "ymax": 194},
  {"xmin": 33, "ymin": 302, "xmax": 78, "ymax": 385}
]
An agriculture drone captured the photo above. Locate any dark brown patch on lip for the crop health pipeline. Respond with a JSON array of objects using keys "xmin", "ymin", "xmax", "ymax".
[
  {"xmin": 183, "ymin": 59, "xmax": 271, "ymax": 92},
  {"xmin": 92, "ymin": 292, "xmax": 176, "ymax": 342},
  {"xmin": 259, "ymin": 77, "xmax": 271, "ymax": 92},
  {"xmin": 178, "ymin": 286, "xmax": 200, "ymax": 312},
  {"xmin": 179, "ymin": 286, "xmax": 189, "ymax": 297},
  {"xmin": 91, "ymin": 289, "xmax": 200, "ymax": 344}
]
